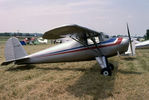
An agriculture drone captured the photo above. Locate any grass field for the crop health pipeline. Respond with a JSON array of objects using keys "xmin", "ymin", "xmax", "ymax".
[{"xmin": 0, "ymin": 42, "xmax": 149, "ymax": 100}]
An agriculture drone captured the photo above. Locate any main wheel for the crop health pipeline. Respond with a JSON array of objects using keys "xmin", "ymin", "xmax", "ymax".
[
  {"xmin": 108, "ymin": 63, "xmax": 114, "ymax": 70},
  {"xmin": 101, "ymin": 68, "xmax": 112, "ymax": 76}
]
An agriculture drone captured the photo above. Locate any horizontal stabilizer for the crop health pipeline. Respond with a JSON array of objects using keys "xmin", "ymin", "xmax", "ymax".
[
  {"xmin": 1, "ymin": 61, "xmax": 14, "ymax": 66},
  {"xmin": 1, "ymin": 57, "xmax": 29, "ymax": 66}
]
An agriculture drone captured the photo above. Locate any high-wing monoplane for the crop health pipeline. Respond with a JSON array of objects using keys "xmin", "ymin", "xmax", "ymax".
[{"xmin": 1, "ymin": 24, "xmax": 130, "ymax": 76}]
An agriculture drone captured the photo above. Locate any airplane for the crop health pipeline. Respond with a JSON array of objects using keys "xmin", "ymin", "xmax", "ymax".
[
  {"xmin": 1, "ymin": 24, "xmax": 130, "ymax": 76},
  {"xmin": 135, "ymin": 40, "xmax": 149, "ymax": 49},
  {"xmin": 37, "ymin": 37, "xmax": 48, "ymax": 44}
]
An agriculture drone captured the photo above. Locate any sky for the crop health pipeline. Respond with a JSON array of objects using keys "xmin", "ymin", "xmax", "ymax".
[{"xmin": 0, "ymin": 0, "xmax": 149, "ymax": 36}]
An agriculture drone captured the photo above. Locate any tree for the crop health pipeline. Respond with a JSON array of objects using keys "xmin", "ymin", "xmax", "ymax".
[{"xmin": 146, "ymin": 29, "xmax": 149, "ymax": 40}]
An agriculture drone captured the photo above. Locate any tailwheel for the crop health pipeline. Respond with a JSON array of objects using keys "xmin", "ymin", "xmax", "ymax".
[
  {"xmin": 108, "ymin": 63, "xmax": 114, "ymax": 70},
  {"xmin": 101, "ymin": 68, "xmax": 112, "ymax": 76}
]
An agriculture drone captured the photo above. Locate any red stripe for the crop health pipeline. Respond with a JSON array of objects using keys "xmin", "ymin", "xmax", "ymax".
[{"xmin": 40, "ymin": 38, "xmax": 123, "ymax": 57}]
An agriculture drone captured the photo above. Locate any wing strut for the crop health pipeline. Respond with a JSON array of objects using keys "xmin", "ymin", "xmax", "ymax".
[
  {"xmin": 69, "ymin": 34, "xmax": 98, "ymax": 54},
  {"xmin": 69, "ymin": 33, "xmax": 104, "ymax": 57}
]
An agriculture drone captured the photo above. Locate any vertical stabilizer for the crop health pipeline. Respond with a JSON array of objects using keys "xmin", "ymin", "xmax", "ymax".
[{"xmin": 5, "ymin": 37, "xmax": 28, "ymax": 61}]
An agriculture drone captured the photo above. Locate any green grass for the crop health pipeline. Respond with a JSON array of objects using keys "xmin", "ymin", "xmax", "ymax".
[{"xmin": 0, "ymin": 42, "xmax": 149, "ymax": 100}]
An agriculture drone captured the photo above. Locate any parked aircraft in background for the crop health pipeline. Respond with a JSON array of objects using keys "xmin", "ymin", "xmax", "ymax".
[
  {"xmin": 135, "ymin": 40, "xmax": 149, "ymax": 49},
  {"xmin": 37, "ymin": 37, "xmax": 48, "ymax": 44},
  {"xmin": 1, "ymin": 24, "xmax": 130, "ymax": 76}
]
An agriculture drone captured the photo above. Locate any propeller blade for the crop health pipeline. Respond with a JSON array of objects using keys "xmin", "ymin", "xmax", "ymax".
[{"xmin": 127, "ymin": 23, "xmax": 133, "ymax": 56}]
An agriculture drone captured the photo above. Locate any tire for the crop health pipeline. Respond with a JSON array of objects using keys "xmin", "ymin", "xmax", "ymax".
[
  {"xmin": 101, "ymin": 68, "xmax": 112, "ymax": 76},
  {"xmin": 108, "ymin": 63, "xmax": 114, "ymax": 70}
]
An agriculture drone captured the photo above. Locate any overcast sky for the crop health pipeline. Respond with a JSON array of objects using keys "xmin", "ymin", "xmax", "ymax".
[{"xmin": 0, "ymin": 0, "xmax": 149, "ymax": 36}]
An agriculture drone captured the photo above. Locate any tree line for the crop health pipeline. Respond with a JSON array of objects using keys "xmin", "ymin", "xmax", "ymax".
[
  {"xmin": 0, "ymin": 32, "xmax": 43, "ymax": 37},
  {"xmin": 144, "ymin": 29, "xmax": 149, "ymax": 40}
]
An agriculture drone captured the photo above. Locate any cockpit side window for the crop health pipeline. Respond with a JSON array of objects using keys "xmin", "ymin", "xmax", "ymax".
[
  {"xmin": 87, "ymin": 36, "xmax": 100, "ymax": 45},
  {"xmin": 75, "ymin": 32, "xmax": 110, "ymax": 46}
]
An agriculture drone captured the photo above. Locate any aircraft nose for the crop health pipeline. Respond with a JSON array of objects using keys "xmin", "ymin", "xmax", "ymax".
[
  {"xmin": 122, "ymin": 38, "xmax": 129, "ymax": 46},
  {"xmin": 117, "ymin": 38, "xmax": 129, "ymax": 54}
]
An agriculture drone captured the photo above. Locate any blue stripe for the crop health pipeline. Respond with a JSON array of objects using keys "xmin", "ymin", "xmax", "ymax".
[
  {"xmin": 100, "ymin": 38, "xmax": 116, "ymax": 44},
  {"xmin": 49, "ymin": 45, "xmax": 84, "ymax": 55},
  {"xmin": 47, "ymin": 38, "xmax": 116, "ymax": 55}
]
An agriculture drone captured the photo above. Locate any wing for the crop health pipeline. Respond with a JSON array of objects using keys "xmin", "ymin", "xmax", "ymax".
[
  {"xmin": 43, "ymin": 24, "xmax": 105, "ymax": 56},
  {"xmin": 43, "ymin": 24, "xmax": 102, "ymax": 39}
]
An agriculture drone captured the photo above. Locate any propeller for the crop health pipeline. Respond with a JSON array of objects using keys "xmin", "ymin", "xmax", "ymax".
[{"xmin": 127, "ymin": 23, "xmax": 134, "ymax": 56}]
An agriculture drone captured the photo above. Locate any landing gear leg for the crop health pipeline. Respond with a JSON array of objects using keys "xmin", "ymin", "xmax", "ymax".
[{"xmin": 95, "ymin": 56, "xmax": 114, "ymax": 76}]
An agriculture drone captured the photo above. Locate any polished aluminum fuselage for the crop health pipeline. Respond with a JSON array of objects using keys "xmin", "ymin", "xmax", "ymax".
[{"xmin": 25, "ymin": 37, "xmax": 129, "ymax": 64}]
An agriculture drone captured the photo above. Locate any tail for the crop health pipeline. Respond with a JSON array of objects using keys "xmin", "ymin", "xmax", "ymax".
[{"xmin": 1, "ymin": 37, "xmax": 29, "ymax": 65}]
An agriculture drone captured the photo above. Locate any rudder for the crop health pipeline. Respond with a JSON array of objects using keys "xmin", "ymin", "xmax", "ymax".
[{"xmin": 4, "ymin": 37, "xmax": 28, "ymax": 62}]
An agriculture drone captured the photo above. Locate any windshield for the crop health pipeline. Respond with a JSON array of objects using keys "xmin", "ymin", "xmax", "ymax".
[{"xmin": 101, "ymin": 33, "xmax": 110, "ymax": 41}]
